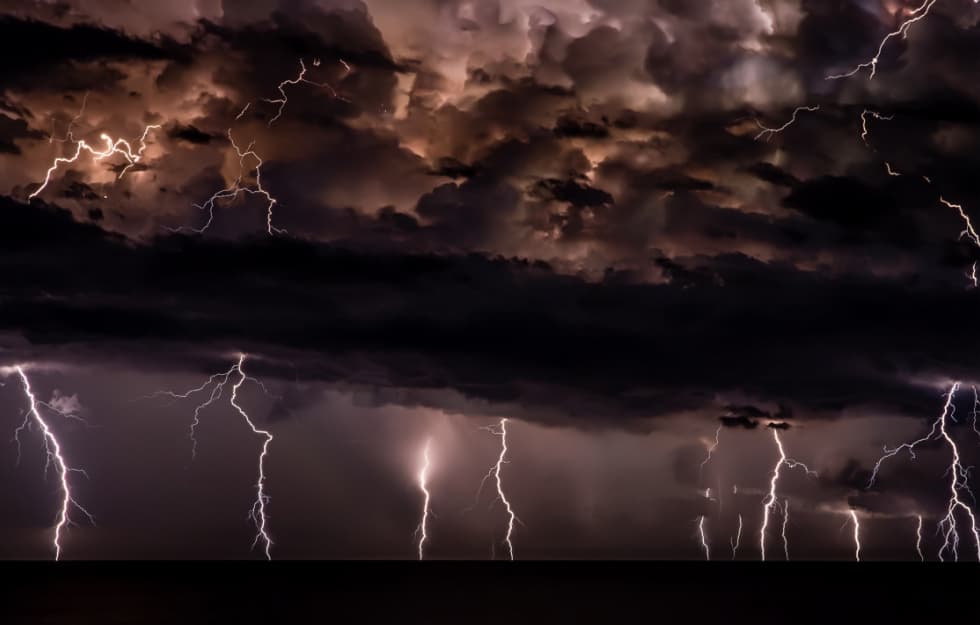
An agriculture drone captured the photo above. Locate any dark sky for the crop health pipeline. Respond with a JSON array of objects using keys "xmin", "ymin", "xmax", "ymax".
[{"xmin": 2, "ymin": 0, "xmax": 980, "ymax": 561}]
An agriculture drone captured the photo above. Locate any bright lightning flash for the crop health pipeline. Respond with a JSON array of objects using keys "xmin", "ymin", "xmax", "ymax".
[
  {"xmin": 826, "ymin": 0, "xmax": 943, "ymax": 81},
  {"xmin": 415, "ymin": 438, "xmax": 433, "ymax": 560},
  {"xmin": 698, "ymin": 516, "xmax": 710, "ymax": 560},
  {"xmin": 867, "ymin": 383, "xmax": 980, "ymax": 561},
  {"xmin": 148, "ymin": 354, "xmax": 275, "ymax": 559},
  {"xmin": 759, "ymin": 428, "xmax": 816, "ymax": 561},
  {"xmin": 849, "ymin": 509, "xmax": 861, "ymax": 562},
  {"xmin": 30, "ymin": 122, "xmax": 161, "ymax": 200},
  {"xmin": 7, "ymin": 366, "xmax": 93, "ymax": 560},
  {"xmin": 472, "ymin": 418, "xmax": 522, "ymax": 560}
]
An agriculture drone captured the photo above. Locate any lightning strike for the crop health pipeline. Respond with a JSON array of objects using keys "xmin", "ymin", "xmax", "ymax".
[
  {"xmin": 473, "ymin": 418, "xmax": 522, "ymax": 560},
  {"xmin": 147, "ymin": 354, "xmax": 275, "ymax": 559},
  {"xmin": 731, "ymin": 513, "xmax": 743, "ymax": 560},
  {"xmin": 826, "ymin": 0, "xmax": 941, "ymax": 81},
  {"xmin": 868, "ymin": 383, "xmax": 980, "ymax": 561},
  {"xmin": 849, "ymin": 509, "xmax": 861, "ymax": 562},
  {"xmin": 29, "ymin": 123, "xmax": 161, "ymax": 199},
  {"xmin": 759, "ymin": 429, "xmax": 816, "ymax": 561},
  {"xmin": 885, "ymin": 162, "xmax": 901, "ymax": 176},
  {"xmin": 754, "ymin": 106, "xmax": 820, "ymax": 141},
  {"xmin": 780, "ymin": 499, "xmax": 791, "ymax": 560},
  {"xmin": 171, "ymin": 129, "xmax": 284, "ymax": 235},
  {"xmin": 698, "ymin": 516, "xmax": 710, "ymax": 560},
  {"xmin": 916, "ymin": 514, "xmax": 925, "ymax": 562},
  {"xmin": 8, "ymin": 366, "xmax": 93, "ymax": 560},
  {"xmin": 415, "ymin": 438, "xmax": 433, "ymax": 560}
]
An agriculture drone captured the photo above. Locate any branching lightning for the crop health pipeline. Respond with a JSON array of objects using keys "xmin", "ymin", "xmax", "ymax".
[
  {"xmin": 471, "ymin": 418, "xmax": 522, "ymax": 560},
  {"xmin": 754, "ymin": 106, "xmax": 819, "ymax": 141},
  {"xmin": 868, "ymin": 383, "xmax": 980, "ymax": 561},
  {"xmin": 759, "ymin": 429, "xmax": 816, "ymax": 561},
  {"xmin": 415, "ymin": 438, "xmax": 433, "ymax": 560},
  {"xmin": 30, "ymin": 122, "xmax": 161, "ymax": 200},
  {"xmin": 6, "ymin": 366, "xmax": 93, "ymax": 560},
  {"xmin": 826, "ymin": 0, "xmax": 942, "ymax": 81},
  {"xmin": 263, "ymin": 58, "xmax": 350, "ymax": 127},
  {"xmin": 147, "ymin": 354, "xmax": 275, "ymax": 559},
  {"xmin": 171, "ymin": 129, "xmax": 284, "ymax": 235}
]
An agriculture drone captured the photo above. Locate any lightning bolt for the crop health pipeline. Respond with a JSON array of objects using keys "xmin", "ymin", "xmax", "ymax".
[
  {"xmin": 697, "ymin": 516, "xmax": 710, "ymax": 560},
  {"xmin": 415, "ymin": 438, "xmax": 433, "ymax": 560},
  {"xmin": 731, "ymin": 513, "xmax": 743, "ymax": 560},
  {"xmin": 867, "ymin": 383, "xmax": 980, "ymax": 561},
  {"xmin": 147, "ymin": 354, "xmax": 275, "ymax": 559},
  {"xmin": 6, "ymin": 366, "xmax": 93, "ymax": 560},
  {"xmin": 860, "ymin": 109, "xmax": 894, "ymax": 147},
  {"xmin": 939, "ymin": 197, "xmax": 980, "ymax": 249},
  {"xmin": 849, "ymin": 509, "xmax": 861, "ymax": 562},
  {"xmin": 754, "ymin": 106, "xmax": 820, "ymax": 141},
  {"xmin": 759, "ymin": 428, "xmax": 816, "ymax": 561},
  {"xmin": 170, "ymin": 129, "xmax": 284, "ymax": 235},
  {"xmin": 263, "ymin": 58, "xmax": 349, "ymax": 127},
  {"xmin": 699, "ymin": 424, "xmax": 722, "ymax": 483},
  {"xmin": 29, "ymin": 122, "xmax": 161, "ymax": 200},
  {"xmin": 826, "ymin": 0, "xmax": 943, "ymax": 81},
  {"xmin": 916, "ymin": 514, "xmax": 925, "ymax": 562},
  {"xmin": 472, "ymin": 418, "xmax": 522, "ymax": 560}
]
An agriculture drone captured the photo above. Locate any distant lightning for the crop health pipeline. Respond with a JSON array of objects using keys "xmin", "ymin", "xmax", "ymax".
[
  {"xmin": 472, "ymin": 418, "xmax": 522, "ymax": 560},
  {"xmin": 754, "ymin": 106, "xmax": 820, "ymax": 141},
  {"xmin": 698, "ymin": 516, "xmax": 710, "ymax": 560},
  {"xmin": 939, "ymin": 197, "xmax": 980, "ymax": 248},
  {"xmin": 885, "ymin": 162, "xmax": 901, "ymax": 176},
  {"xmin": 7, "ymin": 366, "xmax": 93, "ymax": 560},
  {"xmin": 916, "ymin": 514, "xmax": 925, "ymax": 561},
  {"xmin": 49, "ymin": 92, "xmax": 88, "ymax": 144},
  {"xmin": 868, "ymin": 383, "xmax": 980, "ymax": 561},
  {"xmin": 263, "ymin": 58, "xmax": 349, "ymax": 127},
  {"xmin": 780, "ymin": 499, "xmax": 791, "ymax": 560},
  {"xmin": 759, "ymin": 429, "xmax": 816, "ymax": 561},
  {"xmin": 699, "ymin": 425, "xmax": 722, "ymax": 483},
  {"xmin": 826, "ymin": 0, "xmax": 941, "ymax": 81},
  {"xmin": 731, "ymin": 513, "xmax": 743, "ymax": 560},
  {"xmin": 147, "ymin": 354, "xmax": 275, "ymax": 559},
  {"xmin": 860, "ymin": 109, "xmax": 894, "ymax": 147},
  {"xmin": 415, "ymin": 438, "xmax": 433, "ymax": 560},
  {"xmin": 170, "ymin": 129, "xmax": 284, "ymax": 235},
  {"xmin": 30, "ymin": 122, "xmax": 161, "ymax": 199},
  {"xmin": 850, "ymin": 510, "xmax": 861, "ymax": 562}
]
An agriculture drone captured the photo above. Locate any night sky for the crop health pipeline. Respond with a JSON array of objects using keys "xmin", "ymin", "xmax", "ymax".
[{"xmin": 2, "ymin": 0, "xmax": 980, "ymax": 562}]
